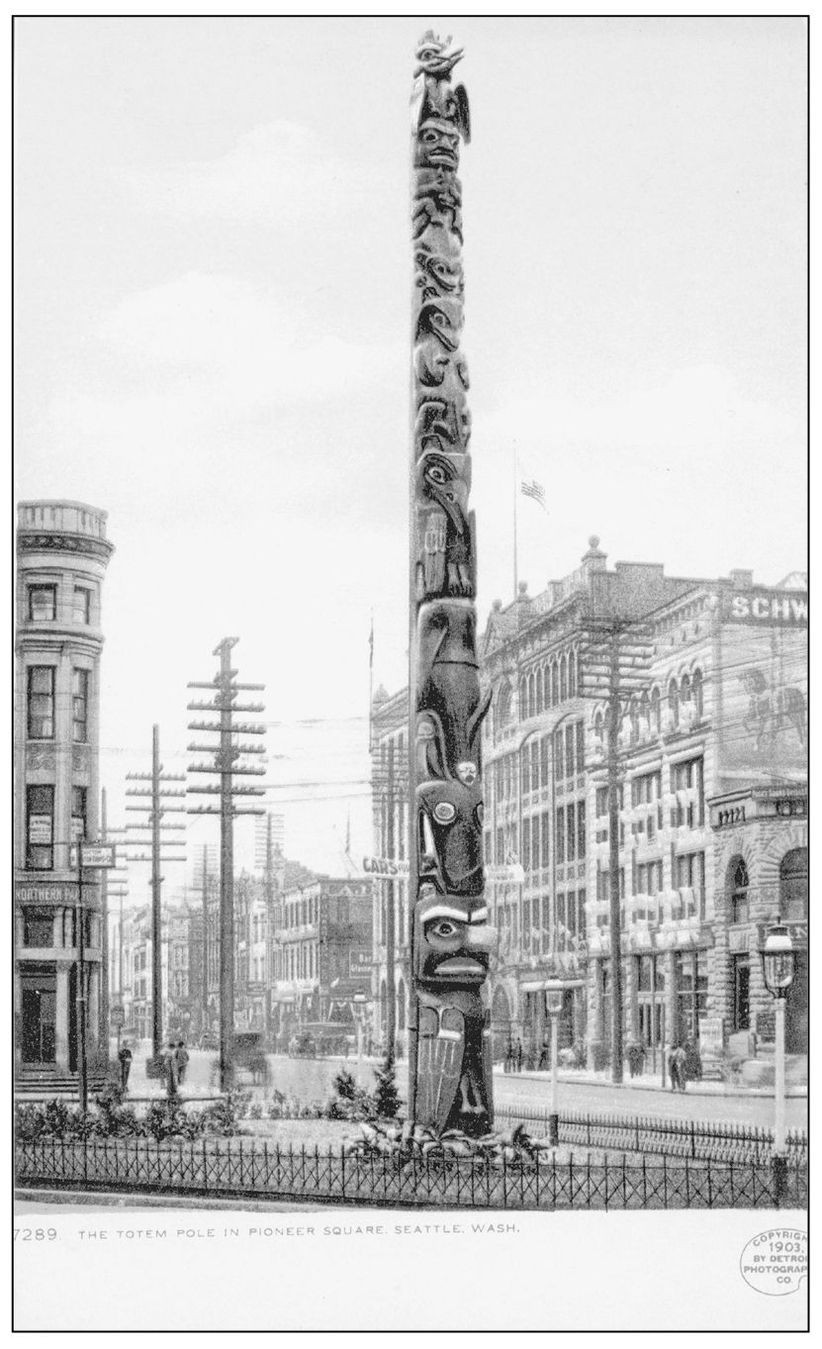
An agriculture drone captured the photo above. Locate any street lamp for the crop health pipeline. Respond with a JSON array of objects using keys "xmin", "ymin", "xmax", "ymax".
[
  {"xmin": 544, "ymin": 978, "xmax": 564, "ymax": 1147},
  {"xmin": 353, "ymin": 993, "xmax": 368, "ymax": 1078},
  {"xmin": 759, "ymin": 919, "xmax": 796, "ymax": 1206}
]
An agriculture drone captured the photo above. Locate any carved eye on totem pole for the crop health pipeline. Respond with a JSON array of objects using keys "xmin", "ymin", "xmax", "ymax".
[
  {"xmin": 414, "ymin": 34, "xmax": 464, "ymax": 80},
  {"xmin": 415, "ymin": 298, "xmax": 462, "ymax": 353},
  {"xmin": 417, "ymin": 776, "xmax": 485, "ymax": 897},
  {"xmin": 413, "ymin": 887, "xmax": 495, "ymax": 986},
  {"xmin": 414, "ymin": 244, "xmax": 464, "ymax": 300}
]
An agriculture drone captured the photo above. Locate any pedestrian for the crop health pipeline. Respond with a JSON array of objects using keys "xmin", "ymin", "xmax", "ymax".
[
  {"xmin": 673, "ymin": 1044, "xmax": 688, "ymax": 1092},
  {"xmin": 667, "ymin": 1045, "xmax": 680, "ymax": 1092},
  {"xmin": 175, "ymin": 1039, "xmax": 189, "ymax": 1087},
  {"xmin": 515, "ymin": 1038, "xmax": 523, "ymax": 1073},
  {"xmin": 118, "ymin": 1041, "xmax": 133, "ymax": 1094},
  {"xmin": 165, "ymin": 1040, "xmax": 179, "ymax": 1098},
  {"xmin": 538, "ymin": 1039, "xmax": 550, "ymax": 1070}
]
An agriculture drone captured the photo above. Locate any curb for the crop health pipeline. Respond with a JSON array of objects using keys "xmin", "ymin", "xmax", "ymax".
[{"xmin": 490, "ymin": 1069, "xmax": 808, "ymax": 1100}]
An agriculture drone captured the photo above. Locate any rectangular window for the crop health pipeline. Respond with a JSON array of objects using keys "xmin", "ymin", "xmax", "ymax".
[
  {"xmin": 72, "ymin": 669, "xmax": 90, "ymax": 743},
  {"xmin": 671, "ymin": 756, "xmax": 705, "ymax": 827},
  {"xmin": 27, "ymin": 666, "xmax": 55, "ymax": 739},
  {"xmin": 732, "ymin": 956, "xmax": 750, "ymax": 1030},
  {"xmin": 530, "ymin": 741, "xmax": 539, "ymax": 792},
  {"xmin": 23, "ymin": 908, "xmax": 54, "ymax": 946},
  {"xmin": 566, "ymin": 889, "xmax": 577, "ymax": 935},
  {"xmin": 556, "ymin": 892, "xmax": 566, "ymax": 932},
  {"xmin": 26, "ymin": 784, "xmax": 54, "ymax": 870},
  {"xmin": 522, "ymin": 823, "xmax": 531, "ymax": 872},
  {"xmin": 576, "ymin": 720, "xmax": 585, "ymax": 774},
  {"xmin": 496, "ymin": 827, "xmax": 504, "ymax": 864},
  {"xmin": 28, "ymin": 584, "xmax": 56, "ymax": 622},
  {"xmin": 565, "ymin": 724, "xmax": 575, "ymax": 778},
  {"xmin": 554, "ymin": 729, "xmax": 564, "ymax": 779},
  {"xmin": 596, "ymin": 786, "xmax": 608, "ymax": 817},
  {"xmin": 577, "ymin": 800, "xmax": 586, "ymax": 856},
  {"xmin": 556, "ymin": 807, "xmax": 566, "ymax": 864},
  {"xmin": 71, "ymin": 786, "xmax": 87, "ymax": 843},
  {"xmin": 73, "ymin": 587, "xmax": 92, "ymax": 624},
  {"xmin": 566, "ymin": 803, "xmax": 576, "ymax": 861},
  {"xmin": 577, "ymin": 890, "xmax": 586, "ymax": 938},
  {"xmin": 541, "ymin": 811, "xmax": 550, "ymax": 868},
  {"xmin": 540, "ymin": 736, "xmax": 550, "ymax": 788},
  {"xmin": 531, "ymin": 816, "xmax": 541, "ymax": 871}
]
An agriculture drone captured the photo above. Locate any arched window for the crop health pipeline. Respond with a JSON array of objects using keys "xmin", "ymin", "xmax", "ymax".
[
  {"xmin": 780, "ymin": 848, "xmax": 807, "ymax": 922},
  {"xmin": 629, "ymin": 697, "xmax": 639, "ymax": 744},
  {"xmin": 528, "ymin": 671, "xmax": 536, "ymax": 719},
  {"xmin": 680, "ymin": 673, "xmax": 691, "ymax": 705},
  {"xmin": 668, "ymin": 678, "xmax": 679, "ymax": 728},
  {"xmin": 560, "ymin": 652, "xmax": 568, "ymax": 702},
  {"xmin": 539, "ymin": 666, "xmax": 547, "ymax": 711},
  {"xmin": 550, "ymin": 661, "xmax": 558, "ymax": 707},
  {"xmin": 651, "ymin": 686, "xmax": 661, "ymax": 735},
  {"xmin": 639, "ymin": 690, "xmax": 650, "ymax": 740},
  {"xmin": 730, "ymin": 857, "xmax": 749, "ymax": 924},
  {"xmin": 497, "ymin": 681, "xmax": 512, "ymax": 727},
  {"xmin": 568, "ymin": 649, "xmax": 577, "ymax": 698},
  {"xmin": 692, "ymin": 668, "xmax": 704, "ymax": 719}
]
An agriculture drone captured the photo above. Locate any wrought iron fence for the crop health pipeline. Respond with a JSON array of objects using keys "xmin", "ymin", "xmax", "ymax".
[
  {"xmin": 497, "ymin": 1104, "xmax": 807, "ymax": 1166},
  {"xmin": 15, "ymin": 1138, "xmax": 807, "ymax": 1210}
]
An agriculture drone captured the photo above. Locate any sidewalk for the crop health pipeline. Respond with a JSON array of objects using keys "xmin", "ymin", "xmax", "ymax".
[{"xmin": 492, "ymin": 1065, "xmax": 807, "ymax": 1099}]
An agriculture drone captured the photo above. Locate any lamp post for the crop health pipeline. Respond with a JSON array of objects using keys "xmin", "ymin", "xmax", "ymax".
[
  {"xmin": 759, "ymin": 919, "xmax": 796, "ymax": 1207},
  {"xmin": 544, "ymin": 979, "xmax": 564, "ymax": 1147},
  {"xmin": 353, "ymin": 993, "xmax": 367, "ymax": 1080}
]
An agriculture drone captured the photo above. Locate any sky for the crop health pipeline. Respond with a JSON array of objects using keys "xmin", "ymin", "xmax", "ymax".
[{"xmin": 13, "ymin": 16, "xmax": 807, "ymax": 898}]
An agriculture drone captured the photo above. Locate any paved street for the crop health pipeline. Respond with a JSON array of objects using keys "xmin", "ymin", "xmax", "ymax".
[{"xmin": 113, "ymin": 1043, "xmax": 806, "ymax": 1132}]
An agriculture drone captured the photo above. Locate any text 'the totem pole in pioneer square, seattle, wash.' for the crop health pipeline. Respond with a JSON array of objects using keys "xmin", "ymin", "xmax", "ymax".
[{"xmin": 408, "ymin": 33, "xmax": 497, "ymax": 1138}]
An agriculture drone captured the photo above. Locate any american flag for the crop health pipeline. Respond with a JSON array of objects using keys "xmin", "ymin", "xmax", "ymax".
[{"xmin": 520, "ymin": 478, "xmax": 547, "ymax": 510}]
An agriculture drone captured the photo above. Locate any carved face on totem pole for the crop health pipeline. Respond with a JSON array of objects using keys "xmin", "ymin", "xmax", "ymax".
[{"xmin": 413, "ymin": 886, "xmax": 496, "ymax": 1135}]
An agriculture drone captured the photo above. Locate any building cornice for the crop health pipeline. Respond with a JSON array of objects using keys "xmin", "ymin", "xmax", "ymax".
[{"xmin": 17, "ymin": 531, "xmax": 115, "ymax": 563}]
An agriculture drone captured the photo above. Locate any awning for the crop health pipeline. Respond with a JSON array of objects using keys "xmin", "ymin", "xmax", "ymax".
[{"xmin": 521, "ymin": 979, "xmax": 585, "ymax": 992}]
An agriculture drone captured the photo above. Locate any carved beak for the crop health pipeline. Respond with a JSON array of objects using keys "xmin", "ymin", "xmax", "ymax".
[{"xmin": 428, "ymin": 481, "xmax": 465, "ymax": 533}]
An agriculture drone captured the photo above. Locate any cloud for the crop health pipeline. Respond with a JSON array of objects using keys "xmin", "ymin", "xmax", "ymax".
[
  {"xmin": 120, "ymin": 121, "xmax": 369, "ymax": 226},
  {"xmin": 97, "ymin": 270, "xmax": 402, "ymax": 408}
]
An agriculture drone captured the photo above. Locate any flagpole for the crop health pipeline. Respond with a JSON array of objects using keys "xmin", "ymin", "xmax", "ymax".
[
  {"xmin": 368, "ymin": 611, "xmax": 374, "ymax": 753},
  {"xmin": 513, "ymin": 446, "xmax": 519, "ymax": 603}
]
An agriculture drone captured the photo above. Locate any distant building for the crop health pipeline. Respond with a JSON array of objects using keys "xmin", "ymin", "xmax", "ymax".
[
  {"xmin": 371, "ymin": 538, "xmax": 807, "ymax": 1072},
  {"xmin": 270, "ymin": 877, "xmax": 373, "ymax": 1047},
  {"xmin": 14, "ymin": 501, "xmax": 114, "ymax": 1080},
  {"xmin": 369, "ymin": 685, "xmax": 410, "ymax": 1054}
]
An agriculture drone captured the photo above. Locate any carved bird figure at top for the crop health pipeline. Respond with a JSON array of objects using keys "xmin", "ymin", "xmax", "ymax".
[{"xmin": 414, "ymin": 31, "xmax": 464, "ymax": 79}]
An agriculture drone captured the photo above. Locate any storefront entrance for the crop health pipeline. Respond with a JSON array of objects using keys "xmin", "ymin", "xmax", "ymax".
[
  {"xmin": 20, "ymin": 970, "xmax": 57, "ymax": 1064},
  {"xmin": 636, "ymin": 954, "xmax": 665, "ymax": 1073}
]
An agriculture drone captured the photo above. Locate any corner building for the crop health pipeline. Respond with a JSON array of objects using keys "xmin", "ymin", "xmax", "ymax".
[
  {"xmin": 14, "ymin": 501, "xmax": 114, "ymax": 1081},
  {"xmin": 481, "ymin": 542, "xmax": 807, "ymax": 1069}
]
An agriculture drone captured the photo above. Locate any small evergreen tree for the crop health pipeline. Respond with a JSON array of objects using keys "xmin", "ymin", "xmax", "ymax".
[{"xmin": 372, "ymin": 1052, "xmax": 400, "ymax": 1120}]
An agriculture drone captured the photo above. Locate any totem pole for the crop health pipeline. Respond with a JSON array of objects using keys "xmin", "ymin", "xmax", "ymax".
[{"xmin": 408, "ymin": 32, "xmax": 496, "ymax": 1138}]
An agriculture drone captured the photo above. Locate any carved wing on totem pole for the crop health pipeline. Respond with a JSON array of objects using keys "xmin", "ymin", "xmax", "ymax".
[{"xmin": 409, "ymin": 33, "xmax": 496, "ymax": 1139}]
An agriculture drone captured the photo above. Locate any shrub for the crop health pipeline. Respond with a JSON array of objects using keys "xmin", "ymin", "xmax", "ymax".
[
  {"xmin": 333, "ymin": 1069, "xmax": 358, "ymax": 1101},
  {"xmin": 372, "ymin": 1053, "xmax": 400, "ymax": 1120}
]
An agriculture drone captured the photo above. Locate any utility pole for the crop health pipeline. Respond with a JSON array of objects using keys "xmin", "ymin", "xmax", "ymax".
[
  {"xmin": 581, "ymin": 618, "xmax": 653, "ymax": 1086},
  {"xmin": 385, "ymin": 739, "xmax": 396, "ymax": 1058},
  {"xmin": 186, "ymin": 638, "xmax": 266, "ymax": 1091},
  {"xmin": 124, "ymin": 725, "xmax": 187, "ymax": 1062},
  {"xmin": 99, "ymin": 788, "xmax": 110, "ymax": 1051}
]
